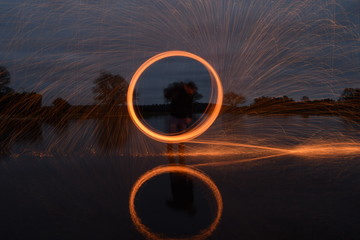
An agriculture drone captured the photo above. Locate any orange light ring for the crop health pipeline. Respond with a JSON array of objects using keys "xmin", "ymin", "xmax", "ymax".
[
  {"xmin": 127, "ymin": 51, "xmax": 223, "ymax": 143},
  {"xmin": 129, "ymin": 165, "xmax": 223, "ymax": 240}
]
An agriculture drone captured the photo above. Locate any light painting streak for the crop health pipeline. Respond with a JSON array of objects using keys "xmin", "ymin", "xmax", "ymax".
[
  {"xmin": 288, "ymin": 142, "xmax": 360, "ymax": 157},
  {"xmin": 184, "ymin": 140, "xmax": 360, "ymax": 168},
  {"xmin": 129, "ymin": 165, "xmax": 223, "ymax": 240},
  {"xmin": 190, "ymin": 139, "xmax": 290, "ymax": 153},
  {"xmin": 127, "ymin": 51, "xmax": 223, "ymax": 143},
  {"xmin": 192, "ymin": 153, "xmax": 289, "ymax": 168}
]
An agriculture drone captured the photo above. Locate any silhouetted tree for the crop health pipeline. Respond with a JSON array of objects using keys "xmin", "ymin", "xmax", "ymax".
[
  {"xmin": 46, "ymin": 97, "xmax": 71, "ymax": 122},
  {"xmin": 252, "ymin": 96, "xmax": 294, "ymax": 106},
  {"xmin": 223, "ymin": 91, "xmax": 246, "ymax": 107},
  {"xmin": 281, "ymin": 96, "xmax": 294, "ymax": 102},
  {"xmin": 301, "ymin": 96, "xmax": 310, "ymax": 102},
  {"xmin": 0, "ymin": 66, "xmax": 14, "ymax": 95},
  {"xmin": 164, "ymin": 81, "xmax": 202, "ymax": 103},
  {"xmin": 53, "ymin": 98, "xmax": 71, "ymax": 111},
  {"xmin": 0, "ymin": 66, "xmax": 10, "ymax": 86},
  {"xmin": 252, "ymin": 96, "xmax": 274, "ymax": 105},
  {"xmin": 93, "ymin": 71, "xmax": 128, "ymax": 107},
  {"xmin": 339, "ymin": 88, "xmax": 360, "ymax": 103}
]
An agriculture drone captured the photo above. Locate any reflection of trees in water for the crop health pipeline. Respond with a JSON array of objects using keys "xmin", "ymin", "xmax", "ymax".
[
  {"xmin": 340, "ymin": 116, "xmax": 360, "ymax": 140},
  {"xmin": 220, "ymin": 112, "xmax": 245, "ymax": 137},
  {"xmin": 52, "ymin": 119, "xmax": 69, "ymax": 135},
  {"xmin": 94, "ymin": 111, "xmax": 134, "ymax": 155},
  {"xmin": 0, "ymin": 119, "xmax": 42, "ymax": 157},
  {"xmin": 92, "ymin": 70, "xmax": 136, "ymax": 155},
  {"xmin": 47, "ymin": 98, "xmax": 71, "ymax": 122}
]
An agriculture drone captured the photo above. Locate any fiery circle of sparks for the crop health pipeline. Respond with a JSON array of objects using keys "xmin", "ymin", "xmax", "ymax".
[
  {"xmin": 127, "ymin": 50, "xmax": 223, "ymax": 143},
  {"xmin": 129, "ymin": 165, "xmax": 223, "ymax": 240}
]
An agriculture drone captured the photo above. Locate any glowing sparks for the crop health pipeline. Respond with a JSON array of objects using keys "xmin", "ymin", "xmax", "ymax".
[
  {"xmin": 1, "ymin": 2, "xmax": 359, "ymax": 161},
  {"xmin": 289, "ymin": 143, "xmax": 360, "ymax": 157},
  {"xmin": 182, "ymin": 140, "xmax": 360, "ymax": 168},
  {"xmin": 127, "ymin": 50, "xmax": 223, "ymax": 143},
  {"xmin": 129, "ymin": 165, "xmax": 223, "ymax": 240},
  {"xmin": 190, "ymin": 139, "xmax": 289, "ymax": 153}
]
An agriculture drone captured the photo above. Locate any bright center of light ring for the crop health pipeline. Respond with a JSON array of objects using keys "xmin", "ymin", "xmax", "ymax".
[
  {"xmin": 129, "ymin": 165, "xmax": 223, "ymax": 240},
  {"xmin": 127, "ymin": 51, "xmax": 223, "ymax": 143}
]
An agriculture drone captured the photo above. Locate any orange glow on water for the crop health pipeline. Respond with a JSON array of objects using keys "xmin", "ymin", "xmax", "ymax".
[
  {"xmin": 127, "ymin": 51, "xmax": 223, "ymax": 143},
  {"xmin": 129, "ymin": 165, "xmax": 223, "ymax": 240}
]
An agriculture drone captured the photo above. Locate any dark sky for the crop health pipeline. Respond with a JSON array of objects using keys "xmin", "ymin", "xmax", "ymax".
[{"xmin": 1, "ymin": 0, "xmax": 359, "ymax": 105}]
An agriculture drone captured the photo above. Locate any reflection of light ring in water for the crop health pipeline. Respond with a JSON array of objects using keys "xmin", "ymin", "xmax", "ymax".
[
  {"xmin": 127, "ymin": 50, "xmax": 223, "ymax": 143},
  {"xmin": 129, "ymin": 165, "xmax": 223, "ymax": 240}
]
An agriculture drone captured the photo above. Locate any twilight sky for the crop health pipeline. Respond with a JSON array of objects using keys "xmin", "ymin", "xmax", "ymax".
[{"xmin": 1, "ymin": 0, "xmax": 359, "ymax": 105}]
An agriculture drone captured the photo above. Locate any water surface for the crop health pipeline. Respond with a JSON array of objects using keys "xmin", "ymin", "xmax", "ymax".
[{"xmin": 1, "ymin": 115, "xmax": 359, "ymax": 239}]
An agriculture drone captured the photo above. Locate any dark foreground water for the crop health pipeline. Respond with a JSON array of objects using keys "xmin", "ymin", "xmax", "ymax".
[{"xmin": 0, "ymin": 114, "xmax": 360, "ymax": 239}]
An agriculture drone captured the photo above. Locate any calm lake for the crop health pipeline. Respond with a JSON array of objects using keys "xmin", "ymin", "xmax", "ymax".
[{"xmin": 0, "ymin": 114, "xmax": 360, "ymax": 239}]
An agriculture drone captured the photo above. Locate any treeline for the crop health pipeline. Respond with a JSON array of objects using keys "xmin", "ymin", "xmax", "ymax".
[
  {"xmin": 1, "ymin": 63, "xmax": 360, "ymax": 119},
  {"xmin": 238, "ymin": 96, "xmax": 339, "ymax": 115},
  {"xmin": 0, "ymin": 94, "xmax": 126, "ymax": 121},
  {"xmin": 136, "ymin": 102, "xmax": 210, "ymax": 117},
  {"xmin": 223, "ymin": 88, "xmax": 360, "ymax": 116},
  {"xmin": 1, "ymin": 90, "xmax": 360, "ymax": 121},
  {"xmin": 0, "ymin": 92, "xmax": 42, "ymax": 117}
]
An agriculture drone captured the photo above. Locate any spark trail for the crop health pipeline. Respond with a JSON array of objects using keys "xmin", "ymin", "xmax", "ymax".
[
  {"xmin": 2, "ymin": 0, "xmax": 359, "ymax": 104},
  {"xmin": 0, "ymin": 0, "xmax": 359, "ymax": 160},
  {"xmin": 185, "ymin": 139, "xmax": 360, "ymax": 168}
]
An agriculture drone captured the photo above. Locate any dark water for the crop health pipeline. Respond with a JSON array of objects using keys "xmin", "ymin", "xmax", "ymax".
[{"xmin": 1, "ymin": 115, "xmax": 360, "ymax": 239}]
